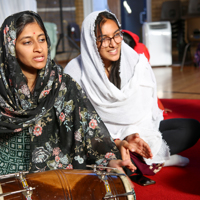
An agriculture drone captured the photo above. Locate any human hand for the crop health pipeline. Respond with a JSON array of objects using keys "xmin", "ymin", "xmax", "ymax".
[
  {"xmin": 108, "ymin": 159, "xmax": 135, "ymax": 188},
  {"xmin": 114, "ymin": 139, "xmax": 137, "ymax": 172},
  {"xmin": 125, "ymin": 133, "xmax": 153, "ymax": 159}
]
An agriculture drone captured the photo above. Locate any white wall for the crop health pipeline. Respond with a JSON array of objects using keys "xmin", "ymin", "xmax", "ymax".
[
  {"xmin": 0, "ymin": 0, "xmax": 37, "ymax": 25},
  {"xmin": 93, "ymin": 0, "xmax": 108, "ymax": 11},
  {"xmin": 83, "ymin": 0, "xmax": 108, "ymax": 18}
]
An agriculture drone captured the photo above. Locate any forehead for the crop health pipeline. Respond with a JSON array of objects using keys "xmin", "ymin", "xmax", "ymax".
[
  {"xmin": 99, "ymin": 19, "xmax": 119, "ymax": 36},
  {"xmin": 18, "ymin": 22, "xmax": 44, "ymax": 37}
]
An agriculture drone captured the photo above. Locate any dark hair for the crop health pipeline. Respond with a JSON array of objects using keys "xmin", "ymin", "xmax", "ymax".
[
  {"xmin": 94, "ymin": 11, "xmax": 121, "ymax": 89},
  {"xmin": 123, "ymin": 32, "xmax": 136, "ymax": 49},
  {"xmin": 16, "ymin": 13, "xmax": 46, "ymax": 39}
]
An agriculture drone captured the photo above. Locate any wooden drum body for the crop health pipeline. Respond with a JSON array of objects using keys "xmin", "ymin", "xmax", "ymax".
[{"xmin": 0, "ymin": 169, "xmax": 136, "ymax": 200}]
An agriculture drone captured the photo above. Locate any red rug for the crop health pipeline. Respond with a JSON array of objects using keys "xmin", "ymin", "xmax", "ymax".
[{"xmin": 133, "ymin": 99, "xmax": 200, "ymax": 200}]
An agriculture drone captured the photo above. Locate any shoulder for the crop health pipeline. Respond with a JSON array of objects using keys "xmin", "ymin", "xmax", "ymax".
[
  {"xmin": 65, "ymin": 55, "xmax": 81, "ymax": 68},
  {"xmin": 138, "ymin": 53, "xmax": 150, "ymax": 65},
  {"xmin": 63, "ymin": 55, "xmax": 82, "ymax": 86},
  {"xmin": 61, "ymin": 73, "xmax": 88, "ymax": 105},
  {"xmin": 63, "ymin": 73, "xmax": 82, "ymax": 91},
  {"xmin": 134, "ymin": 43, "xmax": 150, "ymax": 61}
]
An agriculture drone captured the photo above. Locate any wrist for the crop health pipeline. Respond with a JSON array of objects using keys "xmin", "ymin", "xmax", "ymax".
[{"xmin": 113, "ymin": 138, "xmax": 121, "ymax": 147}]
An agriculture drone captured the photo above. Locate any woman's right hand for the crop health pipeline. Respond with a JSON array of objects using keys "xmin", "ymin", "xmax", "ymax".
[
  {"xmin": 125, "ymin": 133, "xmax": 153, "ymax": 159},
  {"xmin": 115, "ymin": 134, "xmax": 152, "ymax": 161},
  {"xmin": 108, "ymin": 159, "xmax": 135, "ymax": 189}
]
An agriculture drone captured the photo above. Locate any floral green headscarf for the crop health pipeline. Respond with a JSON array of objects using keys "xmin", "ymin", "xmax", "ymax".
[{"xmin": 0, "ymin": 10, "xmax": 59, "ymax": 133}]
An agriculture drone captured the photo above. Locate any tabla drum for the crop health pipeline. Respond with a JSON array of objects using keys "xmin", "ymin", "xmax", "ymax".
[{"xmin": 0, "ymin": 168, "xmax": 136, "ymax": 200}]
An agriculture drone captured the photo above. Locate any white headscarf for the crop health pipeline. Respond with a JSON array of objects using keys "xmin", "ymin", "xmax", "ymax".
[{"xmin": 64, "ymin": 10, "xmax": 170, "ymax": 165}]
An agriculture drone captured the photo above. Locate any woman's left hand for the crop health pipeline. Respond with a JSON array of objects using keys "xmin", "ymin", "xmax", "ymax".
[
  {"xmin": 114, "ymin": 139, "xmax": 137, "ymax": 171},
  {"xmin": 108, "ymin": 159, "xmax": 135, "ymax": 188},
  {"xmin": 108, "ymin": 158, "xmax": 136, "ymax": 173},
  {"xmin": 125, "ymin": 133, "xmax": 153, "ymax": 159}
]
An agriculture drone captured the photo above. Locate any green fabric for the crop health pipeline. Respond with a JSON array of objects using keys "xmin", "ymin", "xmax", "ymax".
[
  {"xmin": 0, "ymin": 129, "xmax": 30, "ymax": 175},
  {"xmin": 44, "ymin": 22, "xmax": 57, "ymax": 59}
]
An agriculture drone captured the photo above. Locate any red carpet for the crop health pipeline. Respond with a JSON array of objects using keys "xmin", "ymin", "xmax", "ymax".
[{"xmin": 133, "ymin": 99, "xmax": 200, "ymax": 200}]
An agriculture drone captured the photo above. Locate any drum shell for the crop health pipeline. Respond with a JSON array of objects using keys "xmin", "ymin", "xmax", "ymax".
[{"xmin": 0, "ymin": 169, "xmax": 134, "ymax": 200}]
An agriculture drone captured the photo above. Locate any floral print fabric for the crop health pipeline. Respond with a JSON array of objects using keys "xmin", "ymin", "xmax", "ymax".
[
  {"xmin": 29, "ymin": 77, "xmax": 119, "ymax": 173},
  {"xmin": 0, "ymin": 11, "xmax": 120, "ymax": 174}
]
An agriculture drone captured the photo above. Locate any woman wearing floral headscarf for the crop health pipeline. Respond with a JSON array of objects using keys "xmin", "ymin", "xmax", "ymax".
[{"xmin": 0, "ymin": 11, "xmax": 135, "ymax": 175}]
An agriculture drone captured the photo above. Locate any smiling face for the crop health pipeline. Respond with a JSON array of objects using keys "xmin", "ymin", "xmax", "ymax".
[
  {"xmin": 96, "ymin": 19, "xmax": 121, "ymax": 69},
  {"xmin": 15, "ymin": 22, "xmax": 48, "ymax": 76}
]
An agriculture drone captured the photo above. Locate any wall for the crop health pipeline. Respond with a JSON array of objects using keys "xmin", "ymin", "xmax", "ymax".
[
  {"xmin": 151, "ymin": 0, "xmax": 189, "ymax": 21},
  {"xmin": 107, "ymin": 0, "xmax": 121, "ymax": 23},
  {"xmin": 151, "ymin": 0, "xmax": 191, "ymax": 63},
  {"xmin": 75, "ymin": 0, "xmax": 84, "ymax": 28},
  {"xmin": 37, "ymin": 0, "xmax": 81, "ymax": 62},
  {"xmin": 36, "ymin": 0, "xmax": 121, "ymax": 63},
  {"xmin": 37, "ymin": 0, "xmax": 192, "ymax": 63}
]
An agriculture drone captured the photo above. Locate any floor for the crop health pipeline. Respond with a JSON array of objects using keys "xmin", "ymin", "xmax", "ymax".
[{"xmin": 153, "ymin": 65, "xmax": 200, "ymax": 99}]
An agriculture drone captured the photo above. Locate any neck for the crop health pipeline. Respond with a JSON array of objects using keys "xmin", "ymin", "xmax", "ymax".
[
  {"xmin": 104, "ymin": 59, "xmax": 112, "ymax": 69},
  {"xmin": 104, "ymin": 61, "xmax": 112, "ymax": 78},
  {"xmin": 105, "ymin": 65, "xmax": 112, "ymax": 78}
]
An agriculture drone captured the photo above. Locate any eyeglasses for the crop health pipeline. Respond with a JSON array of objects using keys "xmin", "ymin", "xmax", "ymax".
[{"xmin": 97, "ymin": 30, "xmax": 123, "ymax": 48}]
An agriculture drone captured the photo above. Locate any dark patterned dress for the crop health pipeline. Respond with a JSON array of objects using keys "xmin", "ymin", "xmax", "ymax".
[
  {"xmin": 0, "ymin": 129, "xmax": 30, "ymax": 174},
  {"xmin": 0, "ymin": 11, "xmax": 120, "ymax": 175}
]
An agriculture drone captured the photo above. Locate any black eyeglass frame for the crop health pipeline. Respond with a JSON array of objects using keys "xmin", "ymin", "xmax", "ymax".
[{"xmin": 96, "ymin": 30, "xmax": 124, "ymax": 47}]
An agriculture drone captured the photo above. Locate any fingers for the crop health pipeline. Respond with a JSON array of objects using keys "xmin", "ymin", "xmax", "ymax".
[
  {"xmin": 136, "ymin": 145, "xmax": 153, "ymax": 159},
  {"xmin": 125, "ymin": 136, "xmax": 153, "ymax": 159},
  {"xmin": 120, "ymin": 138, "xmax": 152, "ymax": 159},
  {"xmin": 120, "ymin": 159, "xmax": 137, "ymax": 171},
  {"xmin": 137, "ymin": 141, "xmax": 153, "ymax": 159},
  {"xmin": 108, "ymin": 159, "xmax": 137, "ymax": 173},
  {"xmin": 134, "ymin": 133, "xmax": 140, "ymax": 138},
  {"xmin": 143, "ymin": 142, "xmax": 153, "ymax": 158},
  {"xmin": 126, "ymin": 133, "xmax": 140, "ymax": 142},
  {"xmin": 107, "ymin": 160, "xmax": 135, "ymax": 189},
  {"xmin": 107, "ymin": 159, "xmax": 125, "ymax": 173}
]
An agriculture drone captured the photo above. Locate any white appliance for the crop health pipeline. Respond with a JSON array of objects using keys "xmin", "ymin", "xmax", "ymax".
[{"xmin": 142, "ymin": 21, "xmax": 172, "ymax": 66}]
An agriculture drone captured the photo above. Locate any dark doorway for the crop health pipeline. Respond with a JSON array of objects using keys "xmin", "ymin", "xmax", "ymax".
[{"xmin": 121, "ymin": 0, "xmax": 146, "ymax": 42}]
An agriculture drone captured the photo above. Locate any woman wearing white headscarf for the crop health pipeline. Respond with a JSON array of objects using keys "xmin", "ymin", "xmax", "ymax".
[{"xmin": 64, "ymin": 10, "xmax": 200, "ymax": 175}]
